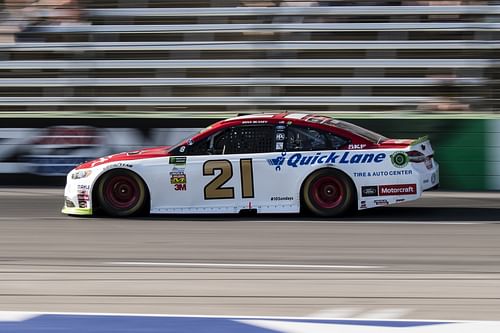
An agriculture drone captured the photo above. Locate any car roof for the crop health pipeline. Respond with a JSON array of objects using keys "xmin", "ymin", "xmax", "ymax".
[{"xmin": 221, "ymin": 112, "xmax": 320, "ymax": 123}]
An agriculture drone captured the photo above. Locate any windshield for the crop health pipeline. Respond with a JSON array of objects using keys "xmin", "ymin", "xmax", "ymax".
[{"xmin": 169, "ymin": 125, "xmax": 213, "ymax": 152}]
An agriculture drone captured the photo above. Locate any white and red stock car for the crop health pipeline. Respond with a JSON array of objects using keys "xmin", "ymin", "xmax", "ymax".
[{"xmin": 62, "ymin": 113, "xmax": 439, "ymax": 217}]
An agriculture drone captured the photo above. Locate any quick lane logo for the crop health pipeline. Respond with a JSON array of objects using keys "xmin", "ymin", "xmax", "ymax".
[
  {"xmin": 267, "ymin": 155, "xmax": 286, "ymax": 170},
  {"xmin": 267, "ymin": 152, "xmax": 386, "ymax": 171}
]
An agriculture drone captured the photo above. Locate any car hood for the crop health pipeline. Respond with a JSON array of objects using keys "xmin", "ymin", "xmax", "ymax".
[{"xmin": 75, "ymin": 146, "xmax": 171, "ymax": 170}]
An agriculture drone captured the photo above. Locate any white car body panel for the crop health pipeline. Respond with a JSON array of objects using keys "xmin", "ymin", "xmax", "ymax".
[{"xmin": 63, "ymin": 142, "xmax": 439, "ymax": 215}]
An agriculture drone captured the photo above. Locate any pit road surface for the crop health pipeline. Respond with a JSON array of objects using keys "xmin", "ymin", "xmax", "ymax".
[{"xmin": 0, "ymin": 188, "xmax": 499, "ymax": 321}]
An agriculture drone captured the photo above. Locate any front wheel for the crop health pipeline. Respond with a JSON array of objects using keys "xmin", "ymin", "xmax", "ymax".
[
  {"xmin": 302, "ymin": 169, "xmax": 355, "ymax": 217},
  {"xmin": 96, "ymin": 169, "xmax": 148, "ymax": 217}
]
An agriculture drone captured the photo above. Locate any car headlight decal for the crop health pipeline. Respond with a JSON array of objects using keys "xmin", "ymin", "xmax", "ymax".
[{"xmin": 71, "ymin": 169, "xmax": 92, "ymax": 179}]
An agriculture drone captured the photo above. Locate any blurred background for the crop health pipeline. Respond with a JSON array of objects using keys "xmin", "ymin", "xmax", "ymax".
[{"xmin": 0, "ymin": 0, "xmax": 498, "ymax": 190}]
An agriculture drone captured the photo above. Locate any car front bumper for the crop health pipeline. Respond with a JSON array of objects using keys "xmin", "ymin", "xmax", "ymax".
[{"xmin": 61, "ymin": 174, "xmax": 94, "ymax": 216}]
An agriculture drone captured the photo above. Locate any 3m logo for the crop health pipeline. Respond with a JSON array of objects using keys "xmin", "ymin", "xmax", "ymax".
[{"xmin": 379, "ymin": 184, "xmax": 417, "ymax": 196}]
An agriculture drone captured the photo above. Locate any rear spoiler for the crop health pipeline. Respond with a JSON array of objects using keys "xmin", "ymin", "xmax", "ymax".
[{"xmin": 410, "ymin": 135, "xmax": 429, "ymax": 146}]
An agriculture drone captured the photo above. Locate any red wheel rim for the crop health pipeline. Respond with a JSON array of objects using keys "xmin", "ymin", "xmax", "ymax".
[
  {"xmin": 310, "ymin": 176, "xmax": 345, "ymax": 209},
  {"xmin": 103, "ymin": 175, "xmax": 140, "ymax": 209}
]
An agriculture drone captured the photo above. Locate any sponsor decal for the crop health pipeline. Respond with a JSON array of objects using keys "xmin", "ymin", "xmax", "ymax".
[
  {"xmin": 276, "ymin": 125, "xmax": 286, "ymax": 130},
  {"xmin": 379, "ymin": 184, "xmax": 417, "ymax": 196},
  {"xmin": 169, "ymin": 156, "xmax": 187, "ymax": 165},
  {"xmin": 396, "ymin": 198, "xmax": 406, "ymax": 203},
  {"xmin": 275, "ymin": 142, "xmax": 284, "ymax": 151},
  {"xmin": 361, "ymin": 186, "xmax": 378, "ymax": 197},
  {"xmin": 103, "ymin": 162, "xmax": 133, "ymax": 171},
  {"xmin": 354, "ymin": 170, "xmax": 413, "ymax": 177},
  {"xmin": 360, "ymin": 201, "xmax": 367, "ymax": 209},
  {"xmin": 174, "ymin": 184, "xmax": 186, "ymax": 191},
  {"xmin": 242, "ymin": 120, "xmax": 268, "ymax": 124},
  {"xmin": 270, "ymin": 196, "xmax": 294, "ymax": 201},
  {"xmin": 375, "ymin": 199, "xmax": 389, "ymax": 206},
  {"xmin": 267, "ymin": 152, "xmax": 386, "ymax": 171},
  {"xmin": 425, "ymin": 157, "xmax": 433, "ymax": 170},
  {"xmin": 431, "ymin": 173, "xmax": 437, "ymax": 184},
  {"xmin": 276, "ymin": 133, "xmax": 285, "ymax": 141},
  {"xmin": 363, "ymin": 184, "xmax": 417, "ymax": 197},
  {"xmin": 170, "ymin": 167, "xmax": 187, "ymax": 190},
  {"xmin": 267, "ymin": 152, "xmax": 287, "ymax": 171},
  {"xmin": 77, "ymin": 187, "xmax": 90, "ymax": 208},
  {"xmin": 179, "ymin": 146, "xmax": 186, "ymax": 153},
  {"xmin": 391, "ymin": 152, "xmax": 409, "ymax": 168},
  {"xmin": 348, "ymin": 144, "xmax": 366, "ymax": 150},
  {"xmin": 170, "ymin": 173, "xmax": 186, "ymax": 184}
]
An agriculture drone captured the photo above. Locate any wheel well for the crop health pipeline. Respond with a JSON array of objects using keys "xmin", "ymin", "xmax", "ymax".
[
  {"xmin": 299, "ymin": 167, "xmax": 357, "ymax": 210},
  {"xmin": 91, "ymin": 168, "xmax": 151, "ymax": 212}
]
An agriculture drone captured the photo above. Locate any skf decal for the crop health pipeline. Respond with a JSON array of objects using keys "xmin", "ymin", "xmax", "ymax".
[
  {"xmin": 267, "ymin": 152, "xmax": 386, "ymax": 171},
  {"xmin": 348, "ymin": 144, "xmax": 366, "ymax": 150}
]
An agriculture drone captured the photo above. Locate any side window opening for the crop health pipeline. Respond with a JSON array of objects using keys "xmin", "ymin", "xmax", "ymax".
[
  {"xmin": 186, "ymin": 138, "xmax": 210, "ymax": 155},
  {"xmin": 286, "ymin": 126, "xmax": 349, "ymax": 151},
  {"xmin": 212, "ymin": 125, "xmax": 275, "ymax": 154}
]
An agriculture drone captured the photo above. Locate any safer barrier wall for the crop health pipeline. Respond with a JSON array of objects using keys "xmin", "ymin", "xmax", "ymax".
[{"xmin": 0, "ymin": 117, "xmax": 497, "ymax": 191}]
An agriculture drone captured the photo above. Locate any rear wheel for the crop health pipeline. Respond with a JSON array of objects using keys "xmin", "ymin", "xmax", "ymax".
[
  {"xmin": 96, "ymin": 170, "xmax": 147, "ymax": 217},
  {"xmin": 302, "ymin": 169, "xmax": 355, "ymax": 217}
]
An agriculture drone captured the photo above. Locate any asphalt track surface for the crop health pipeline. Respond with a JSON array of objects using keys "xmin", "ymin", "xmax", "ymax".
[{"xmin": 0, "ymin": 188, "xmax": 499, "ymax": 321}]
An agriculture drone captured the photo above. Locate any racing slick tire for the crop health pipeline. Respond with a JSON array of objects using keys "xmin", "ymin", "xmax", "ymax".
[
  {"xmin": 302, "ymin": 168, "xmax": 355, "ymax": 217},
  {"xmin": 96, "ymin": 169, "xmax": 148, "ymax": 217}
]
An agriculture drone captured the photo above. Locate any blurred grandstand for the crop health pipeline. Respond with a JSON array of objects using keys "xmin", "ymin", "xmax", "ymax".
[{"xmin": 0, "ymin": 0, "xmax": 497, "ymax": 116}]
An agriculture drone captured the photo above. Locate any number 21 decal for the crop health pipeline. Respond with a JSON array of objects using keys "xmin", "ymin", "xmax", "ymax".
[{"xmin": 203, "ymin": 159, "xmax": 254, "ymax": 200}]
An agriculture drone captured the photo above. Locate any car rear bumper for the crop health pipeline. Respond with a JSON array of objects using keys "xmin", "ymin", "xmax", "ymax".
[{"xmin": 420, "ymin": 160, "xmax": 439, "ymax": 192}]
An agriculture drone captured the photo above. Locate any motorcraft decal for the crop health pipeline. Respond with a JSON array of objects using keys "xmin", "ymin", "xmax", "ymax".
[
  {"xmin": 362, "ymin": 184, "xmax": 417, "ymax": 197},
  {"xmin": 267, "ymin": 152, "xmax": 386, "ymax": 171},
  {"xmin": 379, "ymin": 184, "xmax": 417, "ymax": 196}
]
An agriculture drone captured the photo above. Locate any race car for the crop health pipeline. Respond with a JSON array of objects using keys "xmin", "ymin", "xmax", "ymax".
[{"xmin": 62, "ymin": 113, "xmax": 439, "ymax": 217}]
